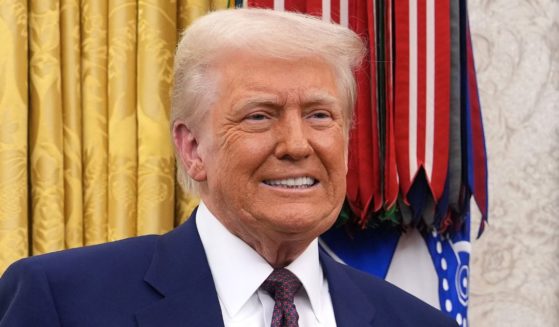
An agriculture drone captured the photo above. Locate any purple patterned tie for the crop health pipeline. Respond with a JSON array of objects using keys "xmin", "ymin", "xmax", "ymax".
[{"xmin": 261, "ymin": 268, "xmax": 302, "ymax": 327}]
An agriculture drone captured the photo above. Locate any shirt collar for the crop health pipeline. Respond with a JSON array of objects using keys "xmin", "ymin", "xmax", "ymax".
[
  {"xmin": 195, "ymin": 201, "xmax": 325, "ymax": 320},
  {"xmin": 285, "ymin": 238, "xmax": 325, "ymax": 322}
]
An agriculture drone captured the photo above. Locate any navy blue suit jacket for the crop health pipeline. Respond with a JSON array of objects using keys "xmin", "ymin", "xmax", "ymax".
[{"xmin": 0, "ymin": 213, "xmax": 457, "ymax": 326}]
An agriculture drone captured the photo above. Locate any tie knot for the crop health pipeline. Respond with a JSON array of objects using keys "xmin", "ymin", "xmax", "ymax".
[{"xmin": 261, "ymin": 268, "xmax": 302, "ymax": 302}]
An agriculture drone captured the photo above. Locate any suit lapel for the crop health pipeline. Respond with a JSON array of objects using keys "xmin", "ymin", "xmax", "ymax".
[
  {"xmin": 136, "ymin": 212, "xmax": 225, "ymax": 327},
  {"xmin": 320, "ymin": 250, "xmax": 377, "ymax": 327}
]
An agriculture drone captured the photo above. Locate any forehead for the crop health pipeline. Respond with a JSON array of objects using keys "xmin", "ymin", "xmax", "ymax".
[
  {"xmin": 221, "ymin": 52, "xmax": 335, "ymax": 81},
  {"xmin": 210, "ymin": 51, "xmax": 342, "ymax": 103}
]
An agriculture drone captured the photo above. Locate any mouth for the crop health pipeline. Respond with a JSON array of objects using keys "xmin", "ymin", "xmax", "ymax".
[{"xmin": 262, "ymin": 176, "xmax": 318, "ymax": 189}]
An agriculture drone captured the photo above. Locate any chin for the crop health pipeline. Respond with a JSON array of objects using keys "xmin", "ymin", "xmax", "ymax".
[{"xmin": 266, "ymin": 207, "xmax": 338, "ymax": 235}]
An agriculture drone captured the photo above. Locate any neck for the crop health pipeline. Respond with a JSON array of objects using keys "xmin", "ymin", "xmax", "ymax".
[
  {"xmin": 215, "ymin": 211, "xmax": 315, "ymax": 268},
  {"xmin": 243, "ymin": 237, "xmax": 312, "ymax": 268},
  {"xmin": 199, "ymin": 198, "xmax": 322, "ymax": 268}
]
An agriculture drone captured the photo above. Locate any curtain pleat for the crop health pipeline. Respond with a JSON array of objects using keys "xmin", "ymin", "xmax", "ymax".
[
  {"xmin": 82, "ymin": 0, "xmax": 109, "ymax": 245},
  {"xmin": 61, "ymin": 0, "xmax": 84, "ymax": 248},
  {"xmin": 0, "ymin": 0, "xmax": 212, "ymax": 274},
  {"xmin": 29, "ymin": 0, "xmax": 65, "ymax": 255},
  {"xmin": 178, "ymin": 0, "xmax": 210, "ymax": 32},
  {"xmin": 108, "ymin": 0, "xmax": 138, "ymax": 241},
  {"xmin": 0, "ymin": 0, "xmax": 29, "ymax": 273},
  {"xmin": 136, "ymin": 0, "xmax": 176, "ymax": 235}
]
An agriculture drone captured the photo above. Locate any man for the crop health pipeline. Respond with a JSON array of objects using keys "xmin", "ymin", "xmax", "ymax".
[{"xmin": 0, "ymin": 9, "xmax": 457, "ymax": 327}]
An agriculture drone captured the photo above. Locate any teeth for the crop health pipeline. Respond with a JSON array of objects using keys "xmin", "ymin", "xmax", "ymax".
[{"xmin": 264, "ymin": 177, "xmax": 316, "ymax": 188}]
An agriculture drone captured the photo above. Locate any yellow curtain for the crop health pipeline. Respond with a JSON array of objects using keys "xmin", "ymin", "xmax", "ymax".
[{"xmin": 0, "ymin": 0, "xmax": 232, "ymax": 274}]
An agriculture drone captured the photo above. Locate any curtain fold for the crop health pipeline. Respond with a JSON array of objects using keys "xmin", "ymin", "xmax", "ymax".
[
  {"xmin": 0, "ymin": 0, "xmax": 209, "ymax": 274},
  {"xmin": 29, "ymin": 0, "xmax": 65, "ymax": 255},
  {"xmin": 136, "ymin": 0, "xmax": 176, "ymax": 235},
  {"xmin": 0, "ymin": 0, "xmax": 29, "ymax": 273},
  {"xmin": 82, "ymin": 0, "xmax": 109, "ymax": 246},
  {"xmin": 178, "ymin": 0, "xmax": 210, "ymax": 31},
  {"xmin": 61, "ymin": 0, "xmax": 84, "ymax": 249},
  {"xmin": 108, "ymin": 0, "xmax": 138, "ymax": 241}
]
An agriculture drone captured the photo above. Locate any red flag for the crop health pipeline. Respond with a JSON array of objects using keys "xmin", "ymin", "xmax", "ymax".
[
  {"xmin": 430, "ymin": 0, "xmax": 451, "ymax": 203},
  {"xmin": 394, "ymin": 0, "xmax": 450, "ymax": 206},
  {"xmin": 383, "ymin": 0, "xmax": 398, "ymax": 210},
  {"xmin": 247, "ymin": 0, "xmax": 274, "ymax": 8},
  {"xmin": 346, "ymin": 0, "xmax": 383, "ymax": 224}
]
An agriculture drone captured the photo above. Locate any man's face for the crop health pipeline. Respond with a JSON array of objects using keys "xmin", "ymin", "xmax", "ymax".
[{"xmin": 184, "ymin": 51, "xmax": 348, "ymax": 245}]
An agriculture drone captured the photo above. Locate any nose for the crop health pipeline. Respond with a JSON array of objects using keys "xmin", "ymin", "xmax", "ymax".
[{"xmin": 274, "ymin": 115, "xmax": 313, "ymax": 161}]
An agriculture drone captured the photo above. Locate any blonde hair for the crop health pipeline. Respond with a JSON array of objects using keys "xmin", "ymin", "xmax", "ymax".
[{"xmin": 171, "ymin": 8, "xmax": 366, "ymax": 193}]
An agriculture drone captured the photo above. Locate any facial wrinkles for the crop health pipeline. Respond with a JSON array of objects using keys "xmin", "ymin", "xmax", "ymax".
[
  {"xmin": 191, "ymin": 53, "xmax": 354, "ymax": 269},
  {"xmin": 302, "ymin": 92, "xmax": 348, "ymax": 167},
  {"xmin": 221, "ymin": 60, "xmax": 340, "ymax": 188},
  {"xmin": 215, "ymin": 89, "xmax": 291, "ymax": 147},
  {"xmin": 213, "ymin": 53, "xmax": 351, "ymax": 132}
]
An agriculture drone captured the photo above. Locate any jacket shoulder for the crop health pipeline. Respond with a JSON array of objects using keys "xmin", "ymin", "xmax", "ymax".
[
  {"xmin": 20, "ymin": 234, "xmax": 160, "ymax": 274},
  {"xmin": 0, "ymin": 235, "xmax": 161, "ymax": 327}
]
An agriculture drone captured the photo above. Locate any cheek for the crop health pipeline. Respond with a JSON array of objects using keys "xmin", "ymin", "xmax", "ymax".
[
  {"xmin": 313, "ymin": 130, "xmax": 347, "ymax": 171},
  {"xmin": 316, "ymin": 134, "xmax": 347, "ymax": 195},
  {"xmin": 213, "ymin": 134, "xmax": 274, "ymax": 180}
]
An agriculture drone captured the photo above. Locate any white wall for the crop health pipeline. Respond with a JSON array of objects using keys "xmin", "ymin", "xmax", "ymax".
[{"xmin": 469, "ymin": 0, "xmax": 559, "ymax": 325}]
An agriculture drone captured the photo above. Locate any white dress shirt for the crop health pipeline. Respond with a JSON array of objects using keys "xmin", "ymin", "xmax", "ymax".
[{"xmin": 196, "ymin": 202, "xmax": 337, "ymax": 327}]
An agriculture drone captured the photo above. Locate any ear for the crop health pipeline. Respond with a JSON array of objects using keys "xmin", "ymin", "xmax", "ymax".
[{"xmin": 173, "ymin": 121, "xmax": 207, "ymax": 182}]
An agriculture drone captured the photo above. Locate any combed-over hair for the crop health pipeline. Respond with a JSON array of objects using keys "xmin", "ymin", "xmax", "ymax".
[{"xmin": 171, "ymin": 8, "xmax": 366, "ymax": 194}]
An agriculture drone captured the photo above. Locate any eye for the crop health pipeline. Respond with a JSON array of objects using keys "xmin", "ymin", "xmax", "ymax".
[
  {"xmin": 245, "ymin": 112, "xmax": 270, "ymax": 121},
  {"xmin": 307, "ymin": 110, "xmax": 332, "ymax": 120}
]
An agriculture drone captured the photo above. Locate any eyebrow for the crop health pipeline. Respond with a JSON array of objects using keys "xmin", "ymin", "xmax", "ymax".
[
  {"xmin": 233, "ymin": 95, "xmax": 283, "ymax": 113},
  {"xmin": 233, "ymin": 89, "xmax": 340, "ymax": 113},
  {"xmin": 300, "ymin": 90, "xmax": 339, "ymax": 107}
]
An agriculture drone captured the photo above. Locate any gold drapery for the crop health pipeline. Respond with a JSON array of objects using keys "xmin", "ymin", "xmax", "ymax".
[{"xmin": 0, "ymin": 0, "xmax": 231, "ymax": 274}]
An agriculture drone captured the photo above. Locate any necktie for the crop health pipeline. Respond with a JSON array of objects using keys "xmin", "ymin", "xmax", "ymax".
[{"xmin": 261, "ymin": 268, "xmax": 302, "ymax": 327}]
